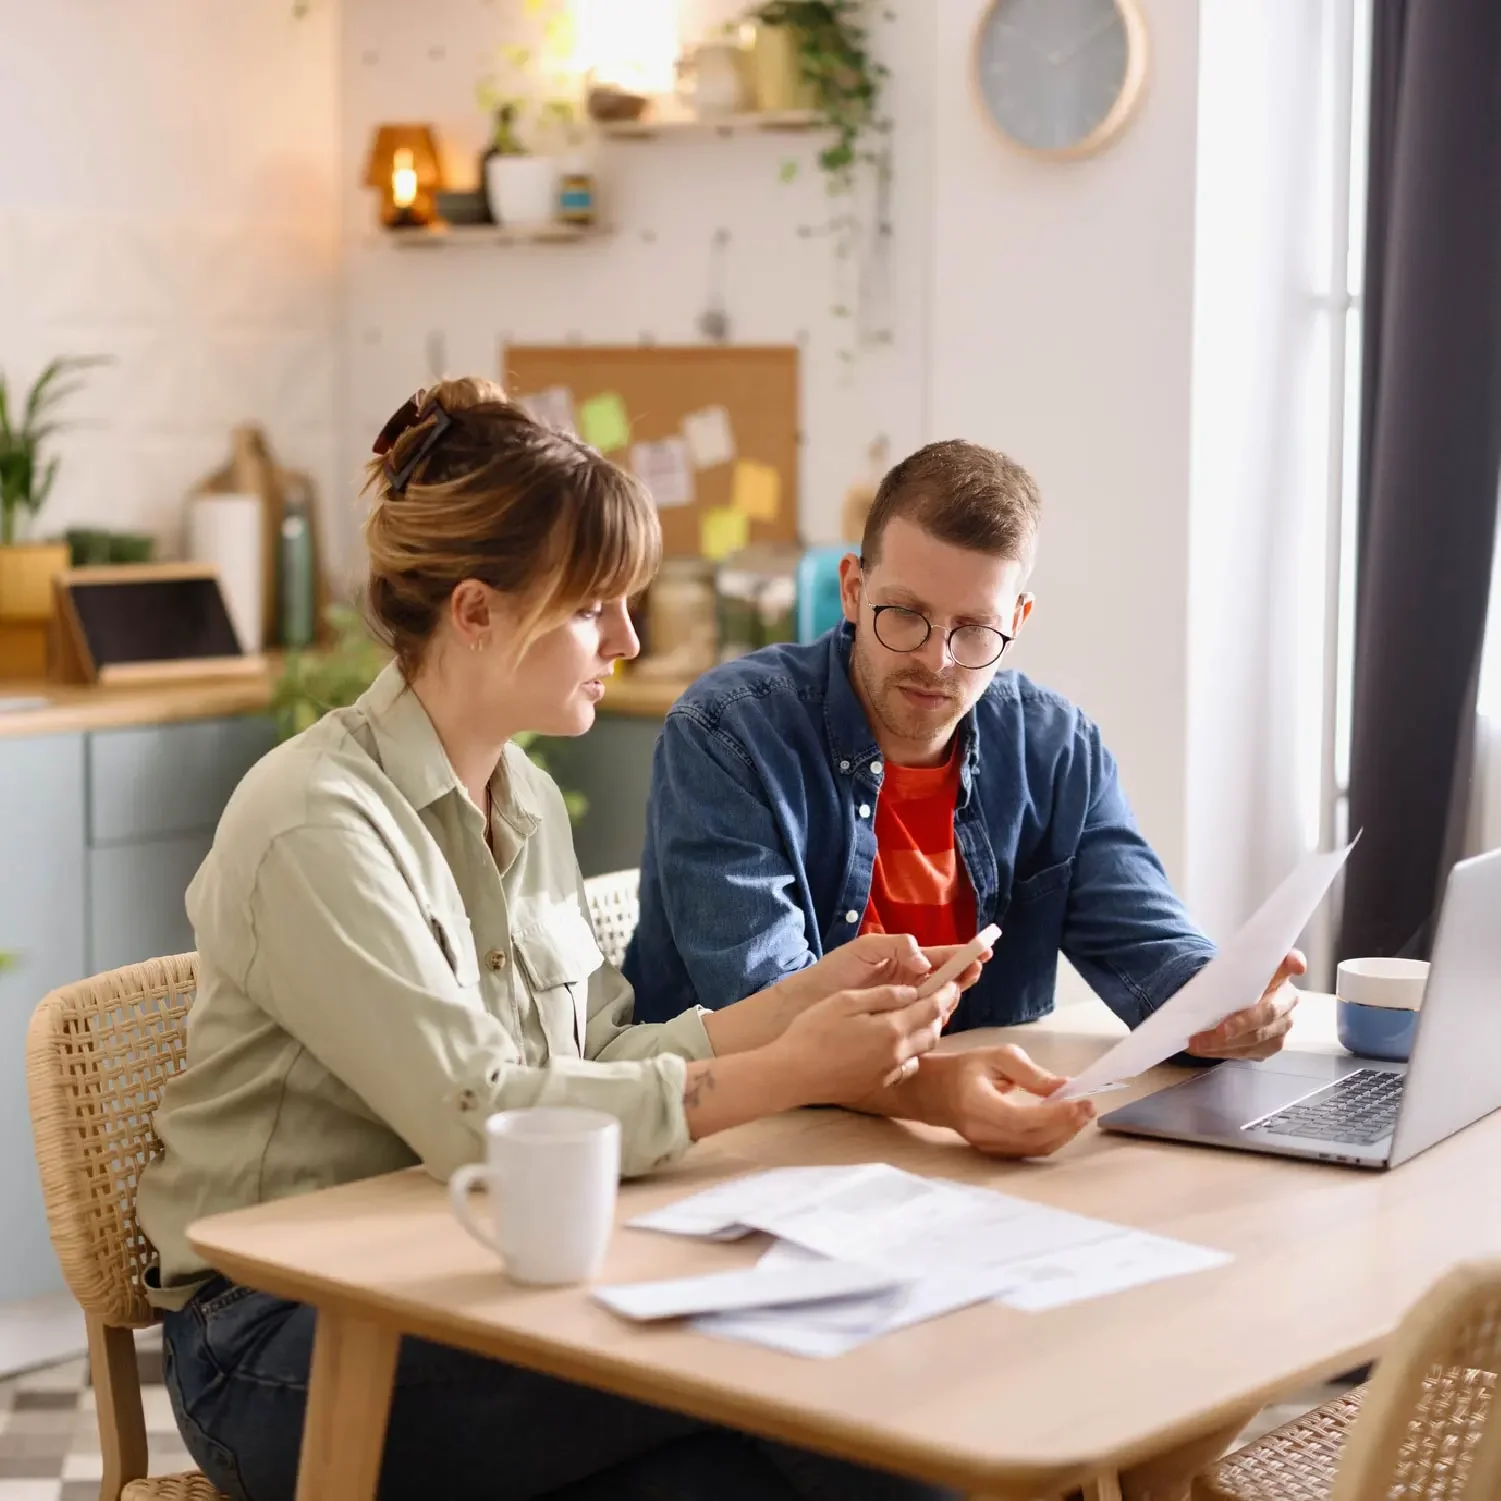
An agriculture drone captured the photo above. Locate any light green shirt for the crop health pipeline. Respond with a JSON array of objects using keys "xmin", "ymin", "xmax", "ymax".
[{"xmin": 137, "ymin": 663, "xmax": 713, "ymax": 1305}]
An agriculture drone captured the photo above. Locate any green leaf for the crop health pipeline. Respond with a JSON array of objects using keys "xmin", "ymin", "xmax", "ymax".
[
  {"xmin": 34, "ymin": 456, "xmax": 59, "ymax": 512},
  {"xmin": 779, "ymin": 159, "xmax": 800, "ymax": 183}
]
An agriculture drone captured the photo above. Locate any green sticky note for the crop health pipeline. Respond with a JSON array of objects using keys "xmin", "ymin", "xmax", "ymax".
[
  {"xmin": 578, "ymin": 392, "xmax": 631, "ymax": 454},
  {"xmin": 701, "ymin": 505, "xmax": 749, "ymax": 562}
]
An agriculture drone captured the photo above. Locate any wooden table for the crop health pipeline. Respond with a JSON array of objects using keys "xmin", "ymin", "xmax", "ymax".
[{"xmin": 189, "ymin": 995, "xmax": 1501, "ymax": 1500}]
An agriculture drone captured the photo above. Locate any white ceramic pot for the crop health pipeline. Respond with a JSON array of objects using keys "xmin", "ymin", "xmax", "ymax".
[{"xmin": 485, "ymin": 155, "xmax": 559, "ymax": 228}]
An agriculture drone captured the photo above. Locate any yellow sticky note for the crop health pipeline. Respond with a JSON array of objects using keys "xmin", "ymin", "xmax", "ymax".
[
  {"xmin": 701, "ymin": 505, "xmax": 749, "ymax": 562},
  {"xmin": 578, "ymin": 392, "xmax": 631, "ymax": 454},
  {"xmin": 731, "ymin": 459, "xmax": 781, "ymax": 523}
]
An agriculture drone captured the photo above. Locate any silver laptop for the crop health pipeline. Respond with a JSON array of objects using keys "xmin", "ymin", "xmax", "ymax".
[{"xmin": 1099, "ymin": 848, "xmax": 1501, "ymax": 1169}]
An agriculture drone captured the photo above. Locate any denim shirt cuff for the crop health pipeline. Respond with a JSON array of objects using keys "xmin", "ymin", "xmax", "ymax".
[{"xmin": 1127, "ymin": 945, "xmax": 1216, "ymax": 1030}]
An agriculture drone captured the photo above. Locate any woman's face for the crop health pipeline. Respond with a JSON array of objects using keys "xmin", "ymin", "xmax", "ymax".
[{"xmin": 478, "ymin": 593, "xmax": 640, "ymax": 738}]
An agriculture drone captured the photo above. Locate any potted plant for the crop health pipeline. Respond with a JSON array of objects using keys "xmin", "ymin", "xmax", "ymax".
[
  {"xmin": 477, "ymin": 21, "xmax": 582, "ymax": 231},
  {"xmin": 480, "ymin": 100, "xmax": 559, "ymax": 227},
  {"xmin": 0, "ymin": 356, "xmax": 109, "ymax": 675},
  {"xmin": 746, "ymin": 1, "xmax": 892, "ymax": 357}
]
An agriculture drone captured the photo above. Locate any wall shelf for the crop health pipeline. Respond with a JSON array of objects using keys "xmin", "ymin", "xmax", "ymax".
[
  {"xmin": 597, "ymin": 109, "xmax": 823, "ymax": 140},
  {"xmin": 385, "ymin": 222, "xmax": 605, "ymax": 249}
]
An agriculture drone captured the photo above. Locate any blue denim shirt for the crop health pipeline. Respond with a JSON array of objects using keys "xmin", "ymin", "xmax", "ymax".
[{"xmin": 625, "ymin": 625, "xmax": 1214, "ymax": 1030}]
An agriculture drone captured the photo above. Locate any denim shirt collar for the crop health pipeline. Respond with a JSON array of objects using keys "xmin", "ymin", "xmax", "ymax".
[{"xmin": 822, "ymin": 622, "xmax": 983, "ymax": 798}]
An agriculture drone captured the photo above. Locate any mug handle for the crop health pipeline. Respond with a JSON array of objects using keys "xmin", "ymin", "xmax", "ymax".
[{"xmin": 449, "ymin": 1163, "xmax": 502, "ymax": 1254}]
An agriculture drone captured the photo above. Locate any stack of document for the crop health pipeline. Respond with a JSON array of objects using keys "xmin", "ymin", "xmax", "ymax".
[{"xmin": 594, "ymin": 1164, "xmax": 1229, "ymax": 1358}]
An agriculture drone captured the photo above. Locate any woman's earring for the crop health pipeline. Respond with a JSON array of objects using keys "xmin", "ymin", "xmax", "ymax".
[{"xmin": 470, "ymin": 637, "xmax": 486, "ymax": 654}]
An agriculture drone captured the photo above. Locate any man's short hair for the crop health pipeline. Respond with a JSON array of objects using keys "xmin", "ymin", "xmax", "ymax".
[{"xmin": 860, "ymin": 440, "xmax": 1041, "ymax": 571}]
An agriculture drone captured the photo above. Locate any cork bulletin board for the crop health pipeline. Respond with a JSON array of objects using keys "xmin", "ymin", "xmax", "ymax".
[{"xmin": 502, "ymin": 345, "xmax": 800, "ymax": 559}]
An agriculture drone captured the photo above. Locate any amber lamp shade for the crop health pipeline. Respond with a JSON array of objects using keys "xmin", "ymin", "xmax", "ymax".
[{"xmin": 363, "ymin": 124, "xmax": 442, "ymax": 228}]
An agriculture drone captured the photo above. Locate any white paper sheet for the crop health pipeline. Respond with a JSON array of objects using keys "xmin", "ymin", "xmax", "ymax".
[
  {"xmin": 630, "ymin": 437, "xmax": 695, "ymax": 509},
  {"xmin": 693, "ymin": 1241, "xmax": 1014, "ymax": 1358},
  {"xmin": 990, "ymin": 1228, "xmax": 1231, "ymax": 1312},
  {"xmin": 594, "ymin": 1260, "xmax": 908, "ymax": 1322},
  {"xmin": 1054, "ymin": 841, "xmax": 1356, "ymax": 1101},
  {"xmin": 632, "ymin": 1166, "xmax": 1231, "ymax": 1357},
  {"xmin": 682, "ymin": 404, "xmax": 736, "ymax": 468}
]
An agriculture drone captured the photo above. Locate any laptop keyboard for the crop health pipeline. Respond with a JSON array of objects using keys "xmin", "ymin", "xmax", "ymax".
[{"xmin": 1251, "ymin": 1068, "xmax": 1405, "ymax": 1145}]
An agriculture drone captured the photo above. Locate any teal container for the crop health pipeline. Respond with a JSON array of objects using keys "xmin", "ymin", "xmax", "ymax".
[{"xmin": 279, "ymin": 494, "xmax": 316, "ymax": 648}]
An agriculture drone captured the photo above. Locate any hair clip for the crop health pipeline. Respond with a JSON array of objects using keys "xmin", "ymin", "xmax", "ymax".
[
  {"xmin": 374, "ymin": 396, "xmax": 453, "ymax": 495},
  {"xmin": 372, "ymin": 395, "xmax": 421, "ymax": 457}
]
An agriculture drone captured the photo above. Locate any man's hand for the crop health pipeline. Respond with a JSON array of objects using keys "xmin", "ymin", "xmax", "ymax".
[
  {"xmin": 1187, "ymin": 949, "xmax": 1308, "ymax": 1061},
  {"xmin": 897, "ymin": 1045, "xmax": 1097, "ymax": 1158}
]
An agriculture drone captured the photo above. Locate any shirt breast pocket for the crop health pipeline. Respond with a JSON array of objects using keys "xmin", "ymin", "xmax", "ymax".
[
  {"xmin": 513, "ymin": 905, "xmax": 605, "ymax": 1058},
  {"xmin": 995, "ymin": 856, "xmax": 1075, "ymax": 1021}
]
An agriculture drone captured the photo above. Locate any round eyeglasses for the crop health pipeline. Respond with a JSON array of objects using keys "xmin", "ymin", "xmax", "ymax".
[{"xmin": 869, "ymin": 603, "xmax": 1012, "ymax": 670}]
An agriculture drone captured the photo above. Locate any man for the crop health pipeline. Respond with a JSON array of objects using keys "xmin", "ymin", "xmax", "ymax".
[{"xmin": 625, "ymin": 440, "xmax": 1303, "ymax": 1158}]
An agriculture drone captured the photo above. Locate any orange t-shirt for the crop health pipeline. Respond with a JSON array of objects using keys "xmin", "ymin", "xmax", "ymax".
[{"xmin": 859, "ymin": 743, "xmax": 976, "ymax": 948}]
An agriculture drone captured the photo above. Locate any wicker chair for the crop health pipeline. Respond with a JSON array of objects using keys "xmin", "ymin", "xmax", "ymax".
[
  {"xmin": 25, "ymin": 954, "xmax": 226, "ymax": 1501},
  {"xmin": 1194, "ymin": 1260, "xmax": 1500, "ymax": 1500},
  {"xmin": 583, "ymin": 867, "xmax": 641, "ymax": 969}
]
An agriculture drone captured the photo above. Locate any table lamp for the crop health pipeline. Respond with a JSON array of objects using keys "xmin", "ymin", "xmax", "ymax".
[{"xmin": 363, "ymin": 124, "xmax": 442, "ymax": 228}]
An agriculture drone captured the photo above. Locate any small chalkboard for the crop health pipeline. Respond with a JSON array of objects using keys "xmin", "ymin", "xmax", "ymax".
[{"xmin": 53, "ymin": 564, "xmax": 264, "ymax": 685}]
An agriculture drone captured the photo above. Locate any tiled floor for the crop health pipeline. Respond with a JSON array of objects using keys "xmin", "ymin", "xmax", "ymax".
[
  {"xmin": 0, "ymin": 1329, "xmax": 196, "ymax": 1501},
  {"xmin": 0, "ymin": 1329, "xmax": 1358, "ymax": 1499}
]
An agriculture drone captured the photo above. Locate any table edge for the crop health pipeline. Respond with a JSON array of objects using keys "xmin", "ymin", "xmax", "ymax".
[{"xmin": 188, "ymin": 1219, "xmax": 1388, "ymax": 1494}]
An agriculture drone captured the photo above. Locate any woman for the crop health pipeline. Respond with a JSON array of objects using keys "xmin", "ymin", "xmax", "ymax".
[{"xmin": 138, "ymin": 378, "xmax": 976, "ymax": 1501}]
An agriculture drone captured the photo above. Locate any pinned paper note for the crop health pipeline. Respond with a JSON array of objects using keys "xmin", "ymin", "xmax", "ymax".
[
  {"xmin": 701, "ymin": 505, "xmax": 749, "ymax": 561},
  {"xmin": 517, "ymin": 386, "xmax": 576, "ymax": 436},
  {"xmin": 630, "ymin": 437, "xmax": 695, "ymax": 510},
  {"xmin": 731, "ymin": 459, "xmax": 781, "ymax": 522},
  {"xmin": 578, "ymin": 392, "xmax": 631, "ymax": 454},
  {"xmin": 682, "ymin": 405, "xmax": 736, "ymax": 469}
]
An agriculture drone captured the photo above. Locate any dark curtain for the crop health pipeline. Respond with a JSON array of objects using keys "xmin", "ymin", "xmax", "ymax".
[{"xmin": 1340, "ymin": 0, "xmax": 1501, "ymax": 961}]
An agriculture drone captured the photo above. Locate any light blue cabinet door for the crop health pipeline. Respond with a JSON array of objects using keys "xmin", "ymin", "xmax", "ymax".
[
  {"xmin": 87, "ymin": 833, "xmax": 212, "ymax": 974},
  {"xmin": 88, "ymin": 715, "xmax": 276, "ymax": 846},
  {"xmin": 0, "ymin": 734, "xmax": 87, "ymax": 1304}
]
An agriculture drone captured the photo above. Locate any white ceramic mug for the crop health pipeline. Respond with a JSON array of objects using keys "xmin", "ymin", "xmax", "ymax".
[{"xmin": 449, "ymin": 1107, "xmax": 621, "ymax": 1285}]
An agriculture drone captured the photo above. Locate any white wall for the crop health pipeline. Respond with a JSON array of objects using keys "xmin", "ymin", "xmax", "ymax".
[
  {"xmin": 0, "ymin": 0, "xmax": 341, "ymax": 556},
  {"xmin": 926, "ymin": 0, "xmax": 1202, "ymax": 886}
]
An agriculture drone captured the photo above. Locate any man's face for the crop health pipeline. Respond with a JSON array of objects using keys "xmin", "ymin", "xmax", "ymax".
[{"xmin": 839, "ymin": 515, "xmax": 1033, "ymax": 761}]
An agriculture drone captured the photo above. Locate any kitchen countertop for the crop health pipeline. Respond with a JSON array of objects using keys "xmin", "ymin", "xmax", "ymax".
[{"xmin": 0, "ymin": 662, "xmax": 693, "ymax": 739}]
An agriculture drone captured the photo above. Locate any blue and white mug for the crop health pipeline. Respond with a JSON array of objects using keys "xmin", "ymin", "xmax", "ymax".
[{"xmin": 1335, "ymin": 957, "xmax": 1429, "ymax": 1062}]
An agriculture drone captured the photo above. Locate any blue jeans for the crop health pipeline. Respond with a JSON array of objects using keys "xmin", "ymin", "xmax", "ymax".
[{"xmin": 162, "ymin": 1278, "xmax": 961, "ymax": 1501}]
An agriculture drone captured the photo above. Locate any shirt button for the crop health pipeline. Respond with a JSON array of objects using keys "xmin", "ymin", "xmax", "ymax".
[
  {"xmin": 839, "ymin": 759, "xmax": 851, "ymax": 772},
  {"xmin": 845, "ymin": 909, "xmax": 859, "ymax": 924},
  {"xmin": 858, "ymin": 804, "xmax": 871, "ymax": 819},
  {"xmin": 485, "ymin": 950, "xmax": 508, "ymax": 972},
  {"xmin": 870, "ymin": 760, "xmax": 884, "ymax": 777}
]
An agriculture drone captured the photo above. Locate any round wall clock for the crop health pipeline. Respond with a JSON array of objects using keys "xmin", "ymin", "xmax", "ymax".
[{"xmin": 975, "ymin": 0, "xmax": 1150, "ymax": 160}]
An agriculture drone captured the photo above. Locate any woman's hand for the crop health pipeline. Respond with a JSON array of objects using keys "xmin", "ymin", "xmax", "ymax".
[
  {"xmin": 777, "ymin": 933, "xmax": 990, "ymax": 1016},
  {"xmin": 767, "ymin": 981, "xmax": 958, "ymax": 1107},
  {"xmin": 699, "ymin": 933, "xmax": 990, "ymax": 1061}
]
